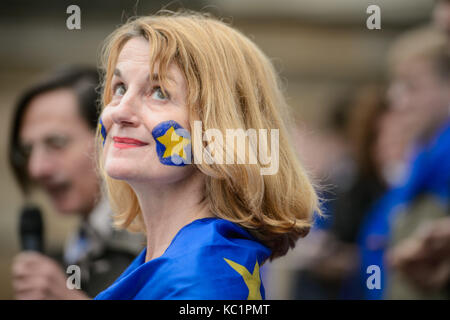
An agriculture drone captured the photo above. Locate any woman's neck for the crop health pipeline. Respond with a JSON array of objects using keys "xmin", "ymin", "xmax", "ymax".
[{"xmin": 129, "ymin": 170, "xmax": 214, "ymax": 262}]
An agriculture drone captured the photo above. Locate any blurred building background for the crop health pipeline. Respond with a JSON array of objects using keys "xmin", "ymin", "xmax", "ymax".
[{"xmin": 0, "ymin": 0, "xmax": 435, "ymax": 299}]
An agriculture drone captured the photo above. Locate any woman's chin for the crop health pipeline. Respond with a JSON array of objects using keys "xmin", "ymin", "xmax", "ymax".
[{"xmin": 104, "ymin": 161, "xmax": 139, "ymax": 181}]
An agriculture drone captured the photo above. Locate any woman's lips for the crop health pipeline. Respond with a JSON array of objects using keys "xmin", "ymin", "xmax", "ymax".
[{"xmin": 113, "ymin": 136, "xmax": 149, "ymax": 149}]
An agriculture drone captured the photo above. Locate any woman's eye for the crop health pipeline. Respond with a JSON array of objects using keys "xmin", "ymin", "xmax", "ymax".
[
  {"xmin": 113, "ymin": 83, "xmax": 126, "ymax": 96},
  {"xmin": 151, "ymin": 87, "xmax": 169, "ymax": 101}
]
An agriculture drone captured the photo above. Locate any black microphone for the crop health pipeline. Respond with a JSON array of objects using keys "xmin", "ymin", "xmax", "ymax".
[{"xmin": 19, "ymin": 205, "xmax": 44, "ymax": 252}]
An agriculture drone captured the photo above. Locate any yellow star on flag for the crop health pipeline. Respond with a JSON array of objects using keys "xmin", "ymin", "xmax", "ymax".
[
  {"xmin": 156, "ymin": 126, "xmax": 191, "ymax": 160},
  {"xmin": 224, "ymin": 258, "xmax": 262, "ymax": 300}
]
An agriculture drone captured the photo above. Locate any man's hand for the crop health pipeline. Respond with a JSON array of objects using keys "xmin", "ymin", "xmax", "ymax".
[{"xmin": 11, "ymin": 251, "xmax": 90, "ymax": 300}]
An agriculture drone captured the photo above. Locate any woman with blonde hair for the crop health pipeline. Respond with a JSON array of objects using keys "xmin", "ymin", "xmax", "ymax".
[{"xmin": 94, "ymin": 11, "xmax": 320, "ymax": 300}]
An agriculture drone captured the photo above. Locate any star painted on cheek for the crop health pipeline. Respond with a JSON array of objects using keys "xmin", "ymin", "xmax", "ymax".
[
  {"xmin": 98, "ymin": 118, "xmax": 107, "ymax": 146},
  {"xmin": 157, "ymin": 126, "xmax": 191, "ymax": 160},
  {"xmin": 152, "ymin": 120, "xmax": 192, "ymax": 166}
]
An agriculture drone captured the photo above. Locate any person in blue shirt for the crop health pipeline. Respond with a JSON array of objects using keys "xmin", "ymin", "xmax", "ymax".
[
  {"xmin": 355, "ymin": 26, "xmax": 450, "ymax": 299},
  {"xmin": 93, "ymin": 11, "xmax": 320, "ymax": 300}
]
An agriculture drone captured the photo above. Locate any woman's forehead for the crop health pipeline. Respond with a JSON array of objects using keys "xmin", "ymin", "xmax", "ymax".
[
  {"xmin": 119, "ymin": 37, "xmax": 149, "ymax": 60},
  {"xmin": 115, "ymin": 37, "xmax": 151, "ymax": 72},
  {"xmin": 113, "ymin": 38, "xmax": 183, "ymax": 84}
]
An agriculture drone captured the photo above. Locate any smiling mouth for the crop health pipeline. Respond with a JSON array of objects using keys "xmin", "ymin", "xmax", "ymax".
[{"xmin": 113, "ymin": 136, "xmax": 149, "ymax": 149}]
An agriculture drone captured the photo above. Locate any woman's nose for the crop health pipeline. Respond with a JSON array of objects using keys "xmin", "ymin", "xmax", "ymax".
[{"xmin": 110, "ymin": 92, "xmax": 140, "ymax": 127}]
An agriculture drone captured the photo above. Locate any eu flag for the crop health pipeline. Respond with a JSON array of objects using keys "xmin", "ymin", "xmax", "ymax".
[{"xmin": 94, "ymin": 217, "xmax": 272, "ymax": 300}]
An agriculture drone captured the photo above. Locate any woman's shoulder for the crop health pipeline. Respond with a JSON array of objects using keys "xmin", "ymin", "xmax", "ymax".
[
  {"xmin": 166, "ymin": 217, "xmax": 271, "ymax": 260},
  {"xmin": 142, "ymin": 217, "xmax": 272, "ymax": 299}
]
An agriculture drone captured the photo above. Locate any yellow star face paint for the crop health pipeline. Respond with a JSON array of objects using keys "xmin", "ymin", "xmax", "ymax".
[
  {"xmin": 152, "ymin": 120, "xmax": 192, "ymax": 166},
  {"xmin": 99, "ymin": 117, "xmax": 107, "ymax": 146}
]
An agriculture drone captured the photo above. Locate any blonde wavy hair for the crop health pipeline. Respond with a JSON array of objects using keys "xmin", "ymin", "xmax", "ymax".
[{"xmin": 97, "ymin": 11, "xmax": 320, "ymax": 260}]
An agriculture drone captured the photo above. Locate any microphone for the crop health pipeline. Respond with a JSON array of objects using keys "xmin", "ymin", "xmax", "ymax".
[{"xmin": 19, "ymin": 205, "xmax": 44, "ymax": 252}]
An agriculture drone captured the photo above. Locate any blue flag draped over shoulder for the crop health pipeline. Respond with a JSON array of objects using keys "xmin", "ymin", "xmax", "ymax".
[{"xmin": 94, "ymin": 218, "xmax": 272, "ymax": 300}]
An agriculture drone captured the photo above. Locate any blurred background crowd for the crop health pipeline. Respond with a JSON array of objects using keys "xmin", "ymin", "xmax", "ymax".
[{"xmin": 0, "ymin": 0, "xmax": 449, "ymax": 299}]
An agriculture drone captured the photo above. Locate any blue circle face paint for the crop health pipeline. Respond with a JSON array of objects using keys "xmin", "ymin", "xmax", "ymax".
[
  {"xmin": 98, "ymin": 118, "xmax": 107, "ymax": 146},
  {"xmin": 152, "ymin": 120, "xmax": 192, "ymax": 166}
]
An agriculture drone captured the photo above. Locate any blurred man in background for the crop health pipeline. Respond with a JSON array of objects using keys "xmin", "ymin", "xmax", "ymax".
[{"xmin": 8, "ymin": 66, "xmax": 143, "ymax": 299}]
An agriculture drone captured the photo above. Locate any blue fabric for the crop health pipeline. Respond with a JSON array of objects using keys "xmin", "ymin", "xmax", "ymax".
[
  {"xmin": 94, "ymin": 217, "xmax": 271, "ymax": 300},
  {"xmin": 351, "ymin": 121, "xmax": 450, "ymax": 299}
]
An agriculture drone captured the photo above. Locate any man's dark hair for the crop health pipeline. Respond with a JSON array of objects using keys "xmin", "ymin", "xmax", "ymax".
[{"xmin": 8, "ymin": 66, "xmax": 101, "ymax": 194}]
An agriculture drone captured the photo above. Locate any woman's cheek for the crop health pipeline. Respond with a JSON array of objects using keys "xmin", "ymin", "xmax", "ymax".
[
  {"xmin": 100, "ymin": 107, "xmax": 114, "ymax": 131},
  {"xmin": 99, "ymin": 108, "xmax": 114, "ymax": 145},
  {"xmin": 151, "ymin": 120, "xmax": 192, "ymax": 166}
]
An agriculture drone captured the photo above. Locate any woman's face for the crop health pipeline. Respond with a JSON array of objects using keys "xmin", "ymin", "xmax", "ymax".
[{"xmin": 101, "ymin": 37, "xmax": 194, "ymax": 185}]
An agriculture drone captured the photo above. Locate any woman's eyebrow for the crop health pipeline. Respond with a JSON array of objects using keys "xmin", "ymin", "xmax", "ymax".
[
  {"xmin": 148, "ymin": 73, "xmax": 176, "ymax": 85},
  {"xmin": 113, "ymin": 68, "xmax": 176, "ymax": 85}
]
